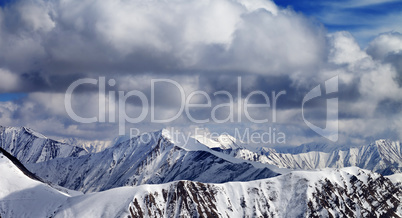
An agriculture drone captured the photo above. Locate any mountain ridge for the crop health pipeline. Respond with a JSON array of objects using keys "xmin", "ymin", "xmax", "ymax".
[
  {"xmin": 212, "ymin": 138, "xmax": 402, "ymax": 175},
  {"xmin": 25, "ymin": 129, "xmax": 279, "ymax": 193},
  {"xmin": 0, "ymin": 126, "xmax": 87, "ymax": 164},
  {"xmin": 2, "ymin": 148, "xmax": 399, "ymax": 218},
  {"xmin": 128, "ymin": 167, "xmax": 402, "ymax": 217}
]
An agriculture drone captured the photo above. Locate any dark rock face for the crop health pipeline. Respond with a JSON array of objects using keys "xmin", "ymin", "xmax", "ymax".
[
  {"xmin": 130, "ymin": 181, "xmax": 221, "ymax": 218},
  {"xmin": 129, "ymin": 169, "xmax": 402, "ymax": 218},
  {"xmin": 308, "ymin": 176, "xmax": 401, "ymax": 217}
]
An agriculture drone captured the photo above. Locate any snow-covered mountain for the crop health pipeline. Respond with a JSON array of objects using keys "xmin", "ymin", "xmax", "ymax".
[
  {"xmin": 2, "ymin": 125, "xmax": 400, "ymax": 195},
  {"xmin": 387, "ymin": 173, "xmax": 402, "ymax": 190},
  {"xmin": 212, "ymin": 138, "xmax": 402, "ymax": 175},
  {"xmin": 273, "ymin": 142, "xmax": 344, "ymax": 154},
  {"xmin": 0, "ymin": 146, "xmax": 156, "ymax": 217},
  {"xmin": 193, "ymin": 133, "xmax": 241, "ymax": 150},
  {"xmin": 129, "ymin": 167, "xmax": 402, "ymax": 217},
  {"xmin": 1, "ymin": 125, "xmax": 401, "ymax": 217},
  {"xmin": 61, "ymin": 137, "xmax": 114, "ymax": 153},
  {"xmin": 60, "ymin": 135, "xmax": 134, "ymax": 153},
  {"xmin": 1, "ymin": 146, "xmax": 401, "ymax": 218},
  {"xmin": 27, "ymin": 129, "xmax": 279, "ymax": 193},
  {"xmin": 0, "ymin": 146, "xmax": 70, "ymax": 217},
  {"xmin": 0, "ymin": 126, "xmax": 87, "ymax": 164}
]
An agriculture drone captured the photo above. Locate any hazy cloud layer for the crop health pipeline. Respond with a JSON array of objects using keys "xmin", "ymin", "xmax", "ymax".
[{"xmin": 0, "ymin": 0, "xmax": 401, "ymax": 146}]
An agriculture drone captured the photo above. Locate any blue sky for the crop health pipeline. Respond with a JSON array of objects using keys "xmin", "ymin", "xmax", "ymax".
[
  {"xmin": 0, "ymin": 0, "xmax": 12, "ymax": 6},
  {"xmin": 0, "ymin": 93, "xmax": 27, "ymax": 102},
  {"xmin": 274, "ymin": 0, "xmax": 402, "ymax": 46}
]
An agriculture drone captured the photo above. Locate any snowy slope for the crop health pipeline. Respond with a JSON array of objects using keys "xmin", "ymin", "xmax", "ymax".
[
  {"xmin": 1, "ymin": 146, "xmax": 400, "ymax": 218},
  {"xmin": 0, "ymin": 126, "xmax": 87, "ymax": 164},
  {"xmin": 387, "ymin": 173, "xmax": 402, "ymax": 184},
  {"xmin": 0, "ymin": 148, "xmax": 69, "ymax": 217},
  {"xmin": 193, "ymin": 134, "xmax": 241, "ymax": 150},
  {"xmin": 0, "ymin": 144, "xmax": 276, "ymax": 218},
  {"xmin": 27, "ymin": 129, "xmax": 279, "ymax": 193},
  {"xmin": 213, "ymin": 138, "xmax": 402, "ymax": 175},
  {"xmin": 387, "ymin": 173, "xmax": 402, "ymax": 189},
  {"xmin": 53, "ymin": 186, "xmax": 149, "ymax": 218},
  {"xmin": 0, "ymin": 148, "xmax": 153, "ymax": 218},
  {"xmin": 129, "ymin": 167, "xmax": 402, "ymax": 217}
]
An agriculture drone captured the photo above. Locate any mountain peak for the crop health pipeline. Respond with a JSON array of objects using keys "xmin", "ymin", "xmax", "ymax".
[
  {"xmin": 0, "ymin": 126, "xmax": 48, "ymax": 140},
  {"xmin": 161, "ymin": 128, "xmax": 173, "ymax": 141},
  {"xmin": 217, "ymin": 134, "xmax": 240, "ymax": 149},
  {"xmin": 22, "ymin": 127, "xmax": 48, "ymax": 139},
  {"xmin": 374, "ymin": 139, "xmax": 400, "ymax": 145},
  {"xmin": 192, "ymin": 133, "xmax": 241, "ymax": 150},
  {"xmin": 0, "ymin": 125, "xmax": 87, "ymax": 164}
]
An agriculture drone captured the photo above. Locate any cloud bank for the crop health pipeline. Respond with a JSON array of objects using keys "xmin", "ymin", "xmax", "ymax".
[{"xmin": 0, "ymin": 0, "xmax": 401, "ymax": 146}]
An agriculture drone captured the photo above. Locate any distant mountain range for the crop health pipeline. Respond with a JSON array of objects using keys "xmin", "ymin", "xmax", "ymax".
[
  {"xmin": 212, "ymin": 139, "xmax": 402, "ymax": 175},
  {"xmin": 193, "ymin": 133, "xmax": 402, "ymax": 175},
  {"xmin": 0, "ymin": 125, "xmax": 401, "ymax": 217}
]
